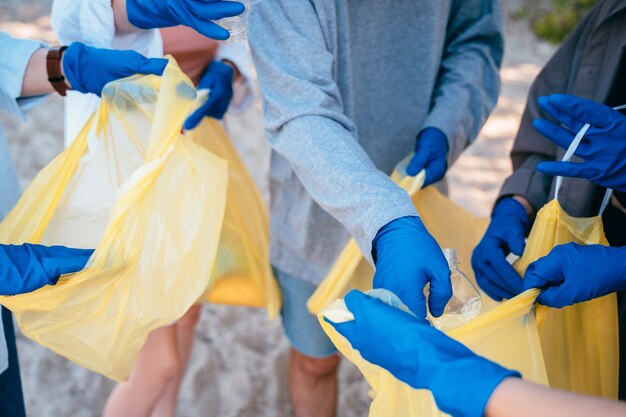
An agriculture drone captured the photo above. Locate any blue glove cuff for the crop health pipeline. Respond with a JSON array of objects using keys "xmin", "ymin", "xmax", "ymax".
[
  {"xmin": 211, "ymin": 61, "xmax": 235, "ymax": 78},
  {"xmin": 126, "ymin": 0, "xmax": 170, "ymax": 30},
  {"xmin": 493, "ymin": 198, "xmax": 530, "ymax": 228},
  {"xmin": 418, "ymin": 127, "xmax": 449, "ymax": 153},
  {"xmin": 371, "ymin": 216, "xmax": 424, "ymax": 263},
  {"xmin": 439, "ymin": 362, "xmax": 521, "ymax": 417},
  {"xmin": 62, "ymin": 43, "xmax": 87, "ymax": 94}
]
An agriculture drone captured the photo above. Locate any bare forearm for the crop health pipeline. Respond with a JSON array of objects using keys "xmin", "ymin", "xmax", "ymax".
[
  {"xmin": 20, "ymin": 48, "xmax": 56, "ymax": 97},
  {"xmin": 20, "ymin": 48, "xmax": 74, "ymax": 98},
  {"xmin": 111, "ymin": 0, "xmax": 138, "ymax": 34},
  {"xmin": 485, "ymin": 378, "xmax": 626, "ymax": 417},
  {"xmin": 511, "ymin": 195, "xmax": 534, "ymax": 217}
]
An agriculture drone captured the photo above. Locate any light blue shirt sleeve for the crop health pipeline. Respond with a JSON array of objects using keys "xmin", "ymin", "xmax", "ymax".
[
  {"xmin": 0, "ymin": 31, "xmax": 46, "ymax": 374},
  {"xmin": 0, "ymin": 31, "xmax": 48, "ymax": 120}
]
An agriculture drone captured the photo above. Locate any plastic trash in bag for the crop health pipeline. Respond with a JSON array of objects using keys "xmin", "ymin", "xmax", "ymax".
[
  {"xmin": 186, "ymin": 116, "xmax": 281, "ymax": 318},
  {"xmin": 428, "ymin": 248, "xmax": 484, "ymax": 331},
  {"xmin": 308, "ymin": 158, "xmax": 493, "ymax": 315},
  {"xmin": 319, "ymin": 288, "xmax": 548, "ymax": 417},
  {"xmin": 514, "ymin": 122, "xmax": 619, "ymax": 399},
  {"xmin": 0, "ymin": 59, "xmax": 228, "ymax": 381}
]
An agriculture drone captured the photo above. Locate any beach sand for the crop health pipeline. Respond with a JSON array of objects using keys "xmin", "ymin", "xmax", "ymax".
[{"xmin": 0, "ymin": 1, "xmax": 555, "ymax": 415}]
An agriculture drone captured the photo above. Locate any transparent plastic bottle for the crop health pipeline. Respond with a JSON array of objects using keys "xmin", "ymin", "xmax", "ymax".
[
  {"xmin": 428, "ymin": 248, "xmax": 484, "ymax": 331},
  {"xmin": 215, "ymin": 0, "xmax": 251, "ymax": 44},
  {"xmin": 366, "ymin": 289, "xmax": 416, "ymax": 317}
]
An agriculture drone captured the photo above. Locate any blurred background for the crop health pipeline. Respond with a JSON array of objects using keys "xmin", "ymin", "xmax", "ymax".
[{"xmin": 0, "ymin": 0, "xmax": 587, "ymax": 416}]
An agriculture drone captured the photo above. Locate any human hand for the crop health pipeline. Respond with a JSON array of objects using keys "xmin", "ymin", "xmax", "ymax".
[
  {"xmin": 472, "ymin": 198, "xmax": 530, "ymax": 301},
  {"xmin": 62, "ymin": 42, "xmax": 168, "ymax": 96},
  {"xmin": 126, "ymin": 0, "xmax": 245, "ymax": 40},
  {"xmin": 523, "ymin": 243, "xmax": 626, "ymax": 308},
  {"xmin": 184, "ymin": 60, "xmax": 234, "ymax": 130},
  {"xmin": 406, "ymin": 127, "xmax": 449, "ymax": 187},
  {"xmin": 327, "ymin": 289, "xmax": 520, "ymax": 417},
  {"xmin": 372, "ymin": 216, "xmax": 452, "ymax": 320},
  {"xmin": 0, "ymin": 243, "xmax": 94, "ymax": 295},
  {"xmin": 534, "ymin": 94, "xmax": 626, "ymax": 192}
]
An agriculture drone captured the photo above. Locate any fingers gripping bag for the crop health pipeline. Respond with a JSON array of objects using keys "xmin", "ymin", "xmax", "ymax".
[
  {"xmin": 0, "ymin": 59, "xmax": 228, "ymax": 381},
  {"xmin": 186, "ymin": 117, "xmax": 280, "ymax": 318},
  {"xmin": 308, "ymin": 159, "xmax": 494, "ymax": 315},
  {"xmin": 514, "ymin": 123, "xmax": 619, "ymax": 399},
  {"xmin": 319, "ymin": 289, "xmax": 548, "ymax": 417}
]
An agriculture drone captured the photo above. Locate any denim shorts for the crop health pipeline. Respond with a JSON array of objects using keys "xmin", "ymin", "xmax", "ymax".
[{"xmin": 273, "ymin": 268, "xmax": 338, "ymax": 358}]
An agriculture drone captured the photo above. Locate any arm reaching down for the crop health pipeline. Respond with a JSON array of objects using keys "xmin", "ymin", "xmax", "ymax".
[
  {"xmin": 249, "ymin": 1, "xmax": 450, "ymax": 316},
  {"xmin": 328, "ymin": 290, "xmax": 626, "ymax": 417}
]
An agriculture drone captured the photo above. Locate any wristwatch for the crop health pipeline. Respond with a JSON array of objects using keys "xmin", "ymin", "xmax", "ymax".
[{"xmin": 46, "ymin": 46, "xmax": 70, "ymax": 96}]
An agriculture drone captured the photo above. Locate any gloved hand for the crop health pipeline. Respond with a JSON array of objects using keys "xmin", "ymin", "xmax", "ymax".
[
  {"xmin": 534, "ymin": 94, "xmax": 626, "ymax": 192},
  {"xmin": 372, "ymin": 216, "xmax": 452, "ymax": 320},
  {"xmin": 523, "ymin": 243, "xmax": 626, "ymax": 308},
  {"xmin": 126, "ymin": 0, "xmax": 245, "ymax": 40},
  {"xmin": 184, "ymin": 60, "xmax": 234, "ymax": 130},
  {"xmin": 406, "ymin": 127, "xmax": 449, "ymax": 187},
  {"xmin": 472, "ymin": 198, "xmax": 530, "ymax": 301},
  {"xmin": 62, "ymin": 42, "xmax": 168, "ymax": 96},
  {"xmin": 0, "ymin": 244, "xmax": 94, "ymax": 296},
  {"xmin": 327, "ymin": 290, "xmax": 521, "ymax": 417}
]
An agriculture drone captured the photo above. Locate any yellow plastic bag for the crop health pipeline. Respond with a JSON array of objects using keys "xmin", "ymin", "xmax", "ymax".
[
  {"xmin": 0, "ymin": 60, "xmax": 228, "ymax": 381},
  {"xmin": 187, "ymin": 119, "xmax": 281, "ymax": 318},
  {"xmin": 319, "ymin": 289, "xmax": 548, "ymax": 417},
  {"xmin": 514, "ymin": 196, "xmax": 619, "ymax": 398},
  {"xmin": 512, "ymin": 121, "xmax": 619, "ymax": 399},
  {"xmin": 308, "ymin": 162, "xmax": 493, "ymax": 315}
]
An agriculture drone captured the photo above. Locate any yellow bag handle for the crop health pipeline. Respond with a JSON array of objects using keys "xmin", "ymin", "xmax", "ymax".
[{"xmin": 390, "ymin": 154, "xmax": 426, "ymax": 196}]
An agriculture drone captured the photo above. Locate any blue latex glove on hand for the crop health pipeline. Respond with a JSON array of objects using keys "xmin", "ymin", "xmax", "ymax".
[
  {"xmin": 327, "ymin": 290, "xmax": 521, "ymax": 417},
  {"xmin": 372, "ymin": 216, "xmax": 452, "ymax": 320},
  {"xmin": 534, "ymin": 94, "xmax": 626, "ymax": 192},
  {"xmin": 523, "ymin": 243, "xmax": 626, "ymax": 308},
  {"xmin": 406, "ymin": 127, "xmax": 449, "ymax": 187},
  {"xmin": 184, "ymin": 60, "xmax": 234, "ymax": 130},
  {"xmin": 0, "ymin": 244, "xmax": 94, "ymax": 296},
  {"xmin": 472, "ymin": 198, "xmax": 530, "ymax": 301},
  {"xmin": 63, "ymin": 42, "xmax": 168, "ymax": 96},
  {"xmin": 126, "ymin": 0, "xmax": 245, "ymax": 41}
]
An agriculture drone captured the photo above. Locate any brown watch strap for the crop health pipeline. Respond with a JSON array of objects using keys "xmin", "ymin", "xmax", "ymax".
[{"xmin": 46, "ymin": 46, "xmax": 69, "ymax": 96}]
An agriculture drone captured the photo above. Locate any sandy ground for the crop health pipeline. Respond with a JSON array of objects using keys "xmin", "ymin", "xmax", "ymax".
[{"xmin": 0, "ymin": 1, "xmax": 556, "ymax": 416}]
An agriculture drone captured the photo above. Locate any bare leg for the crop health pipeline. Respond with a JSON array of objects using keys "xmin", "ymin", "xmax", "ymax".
[
  {"xmin": 151, "ymin": 305, "xmax": 202, "ymax": 417},
  {"xmin": 289, "ymin": 348, "xmax": 340, "ymax": 417},
  {"xmin": 103, "ymin": 325, "xmax": 179, "ymax": 417}
]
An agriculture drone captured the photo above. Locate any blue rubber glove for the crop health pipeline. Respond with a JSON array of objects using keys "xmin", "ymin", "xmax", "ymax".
[
  {"xmin": 372, "ymin": 216, "xmax": 452, "ymax": 320},
  {"xmin": 0, "ymin": 244, "xmax": 94, "ymax": 296},
  {"xmin": 184, "ymin": 61, "xmax": 234, "ymax": 130},
  {"xmin": 63, "ymin": 42, "xmax": 168, "ymax": 97},
  {"xmin": 126, "ymin": 0, "xmax": 245, "ymax": 41},
  {"xmin": 472, "ymin": 198, "xmax": 530, "ymax": 301},
  {"xmin": 534, "ymin": 94, "xmax": 626, "ymax": 192},
  {"xmin": 523, "ymin": 243, "xmax": 626, "ymax": 308},
  {"xmin": 406, "ymin": 127, "xmax": 449, "ymax": 187},
  {"xmin": 327, "ymin": 290, "xmax": 521, "ymax": 417}
]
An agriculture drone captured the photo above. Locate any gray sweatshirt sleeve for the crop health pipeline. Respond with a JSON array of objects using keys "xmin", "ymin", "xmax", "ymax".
[
  {"xmin": 248, "ymin": 1, "xmax": 418, "ymax": 262},
  {"xmin": 422, "ymin": 0, "xmax": 504, "ymax": 165}
]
